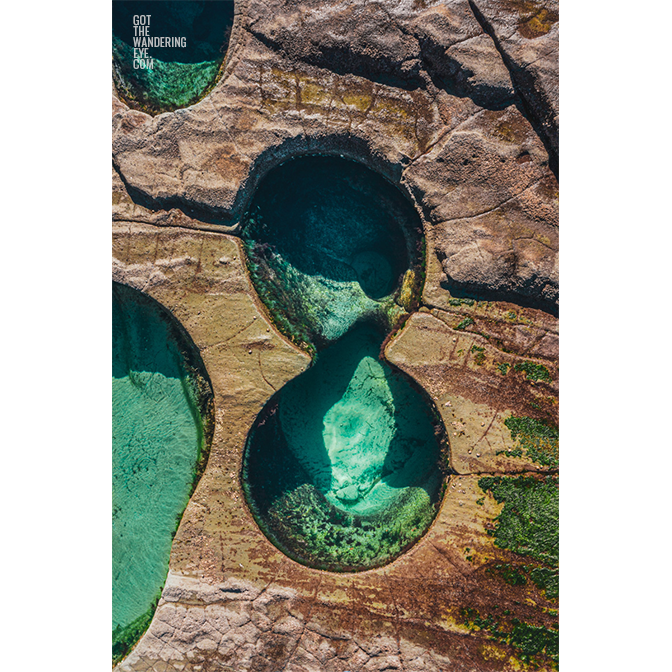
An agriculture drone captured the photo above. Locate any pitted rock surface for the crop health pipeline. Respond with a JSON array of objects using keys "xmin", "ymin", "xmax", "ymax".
[{"xmin": 116, "ymin": 573, "xmax": 456, "ymax": 672}]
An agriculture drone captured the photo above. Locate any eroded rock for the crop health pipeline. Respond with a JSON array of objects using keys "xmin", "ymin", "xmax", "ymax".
[
  {"xmin": 469, "ymin": 0, "xmax": 559, "ymax": 169},
  {"xmin": 112, "ymin": 0, "xmax": 558, "ymax": 309}
]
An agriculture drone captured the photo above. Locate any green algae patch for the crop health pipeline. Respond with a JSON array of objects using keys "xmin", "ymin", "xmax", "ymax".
[
  {"xmin": 502, "ymin": 416, "xmax": 559, "ymax": 468},
  {"xmin": 479, "ymin": 473, "xmax": 559, "ymax": 602},
  {"xmin": 242, "ymin": 325, "xmax": 445, "ymax": 571},
  {"xmin": 112, "ymin": 1, "xmax": 234, "ymax": 114},
  {"xmin": 241, "ymin": 155, "xmax": 424, "ymax": 350},
  {"xmin": 478, "ymin": 475, "xmax": 558, "ymax": 565},
  {"xmin": 449, "ymin": 297, "xmax": 476, "ymax": 307},
  {"xmin": 462, "ymin": 605, "xmax": 559, "ymax": 669},
  {"xmin": 455, "ymin": 316, "xmax": 474, "ymax": 330},
  {"xmin": 112, "ymin": 282, "xmax": 213, "ymax": 661},
  {"xmin": 528, "ymin": 565, "xmax": 559, "ymax": 600},
  {"xmin": 491, "ymin": 563, "xmax": 527, "ymax": 586},
  {"xmin": 488, "ymin": 562, "xmax": 558, "ymax": 601},
  {"xmin": 471, "ymin": 344, "xmax": 486, "ymax": 365},
  {"xmin": 513, "ymin": 361, "xmax": 552, "ymax": 382},
  {"xmin": 508, "ymin": 620, "xmax": 559, "ymax": 667},
  {"xmin": 497, "ymin": 362, "xmax": 511, "ymax": 375}
]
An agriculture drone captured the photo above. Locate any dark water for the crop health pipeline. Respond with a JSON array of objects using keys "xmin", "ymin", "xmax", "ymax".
[
  {"xmin": 241, "ymin": 156, "xmax": 445, "ymax": 571},
  {"xmin": 112, "ymin": 1, "xmax": 235, "ymax": 112},
  {"xmin": 242, "ymin": 155, "xmax": 424, "ymax": 348},
  {"xmin": 112, "ymin": 283, "xmax": 211, "ymax": 658}
]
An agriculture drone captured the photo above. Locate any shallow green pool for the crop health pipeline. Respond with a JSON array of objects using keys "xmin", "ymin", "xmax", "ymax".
[
  {"xmin": 112, "ymin": 283, "xmax": 211, "ymax": 661},
  {"xmin": 243, "ymin": 325, "xmax": 443, "ymax": 571}
]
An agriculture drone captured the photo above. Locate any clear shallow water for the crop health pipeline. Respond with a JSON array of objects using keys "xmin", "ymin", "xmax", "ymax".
[
  {"xmin": 243, "ymin": 325, "xmax": 443, "ymax": 571},
  {"xmin": 112, "ymin": 283, "xmax": 211, "ymax": 659},
  {"xmin": 242, "ymin": 156, "xmax": 424, "ymax": 349},
  {"xmin": 112, "ymin": 1, "xmax": 235, "ymax": 113},
  {"xmin": 241, "ymin": 157, "xmax": 444, "ymax": 572}
]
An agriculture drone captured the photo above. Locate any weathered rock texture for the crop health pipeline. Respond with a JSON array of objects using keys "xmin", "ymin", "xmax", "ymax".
[
  {"xmin": 469, "ymin": 0, "xmax": 559, "ymax": 170},
  {"xmin": 112, "ymin": 0, "xmax": 558, "ymax": 669},
  {"xmin": 113, "ymin": 0, "xmax": 558, "ymax": 314}
]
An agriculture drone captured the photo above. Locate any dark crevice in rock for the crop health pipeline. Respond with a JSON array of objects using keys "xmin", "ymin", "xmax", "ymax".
[
  {"xmin": 246, "ymin": 25, "xmax": 426, "ymax": 91},
  {"xmin": 445, "ymin": 283, "xmax": 558, "ymax": 318},
  {"xmin": 112, "ymin": 160, "xmax": 235, "ymax": 226},
  {"xmin": 373, "ymin": 3, "xmax": 517, "ymax": 112},
  {"xmin": 410, "ymin": 27, "xmax": 518, "ymax": 112},
  {"xmin": 248, "ymin": 16, "xmax": 516, "ymax": 114},
  {"xmin": 467, "ymin": 0, "xmax": 558, "ymax": 179}
]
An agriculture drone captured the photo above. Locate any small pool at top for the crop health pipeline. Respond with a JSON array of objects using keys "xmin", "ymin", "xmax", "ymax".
[
  {"xmin": 241, "ymin": 155, "xmax": 426, "ymax": 349},
  {"xmin": 112, "ymin": 282, "xmax": 213, "ymax": 662},
  {"xmin": 112, "ymin": 0, "xmax": 235, "ymax": 113},
  {"xmin": 241, "ymin": 156, "xmax": 447, "ymax": 572}
]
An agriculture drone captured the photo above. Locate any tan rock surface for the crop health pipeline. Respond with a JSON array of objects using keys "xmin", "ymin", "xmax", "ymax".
[{"xmin": 386, "ymin": 311, "xmax": 557, "ymax": 475}]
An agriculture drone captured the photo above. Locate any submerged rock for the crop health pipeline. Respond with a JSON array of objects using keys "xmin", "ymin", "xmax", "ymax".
[
  {"xmin": 243, "ymin": 325, "xmax": 444, "ymax": 572},
  {"xmin": 242, "ymin": 155, "xmax": 424, "ymax": 348}
]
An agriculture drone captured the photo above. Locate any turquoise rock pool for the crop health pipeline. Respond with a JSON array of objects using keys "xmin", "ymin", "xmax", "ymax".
[
  {"xmin": 112, "ymin": 1, "xmax": 235, "ymax": 113},
  {"xmin": 241, "ymin": 156, "xmax": 446, "ymax": 571},
  {"xmin": 112, "ymin": 283, "xmax": 212, "ymax": 661},
  {"xmin": 243, "ymin": 325, "xmax": 444, "ymax": 571}
]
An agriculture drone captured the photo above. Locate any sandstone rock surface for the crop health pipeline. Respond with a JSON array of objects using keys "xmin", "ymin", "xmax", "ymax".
[{"xmin": 470, "ymin": 0, "xmax": 559, "ymax": 169}]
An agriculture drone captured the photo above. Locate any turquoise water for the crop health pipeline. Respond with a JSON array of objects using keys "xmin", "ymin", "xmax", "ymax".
[
  {"xmin": 112, "ymin": 283, "xmax": 212, "ymax": 660},
  {"xmin": 243, "ymin": 326, "xmax": 443, "ymax": 571},
  {"xmin": 242, "ymin": 156, "xmax": 424, "ymax": 349},
  {"xmin": 112, "ymin": 1, "xmax": 234, "ymax": 113},
  {"xmin": 241, "ymin": 157, "xmax": 444, "ymax": 571}
]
